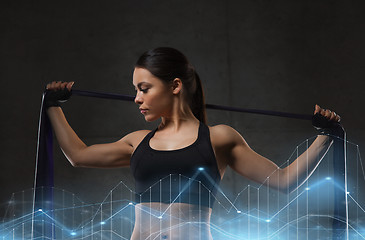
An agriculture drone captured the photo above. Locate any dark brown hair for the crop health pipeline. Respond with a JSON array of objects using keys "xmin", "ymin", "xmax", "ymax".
[{"xmin": 135, "ymin": 47, "xmax": 207, "ymax": 124}]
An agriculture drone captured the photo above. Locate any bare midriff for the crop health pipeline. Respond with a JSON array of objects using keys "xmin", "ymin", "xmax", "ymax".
[{"xmin": 131, "ymin": 202, "xmax": 213, "ymax": 240}]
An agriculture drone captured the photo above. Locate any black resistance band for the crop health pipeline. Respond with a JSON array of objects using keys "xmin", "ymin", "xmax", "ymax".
[
  {"xmin": 71, "ymin": 89, "xmax": 313, "ymax": 120},
  {"xmin": 32, "ymin": 89, "xmax": 347, "ymax": 240}
]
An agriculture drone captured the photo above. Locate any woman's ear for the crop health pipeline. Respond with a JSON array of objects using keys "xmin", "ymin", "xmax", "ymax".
[{"xmin": 172, "ymin": 78, "xmax": 183, "ymax": 94}]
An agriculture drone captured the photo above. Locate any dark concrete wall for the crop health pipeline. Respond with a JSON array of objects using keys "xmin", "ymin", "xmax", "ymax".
[{"xmin": 1, "ymin": 0, "xmax": 364, "ymax": 216}]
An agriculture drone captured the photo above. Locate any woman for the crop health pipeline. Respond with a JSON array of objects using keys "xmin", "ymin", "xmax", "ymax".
[{"xmin": 45, "ymin": 47, "xmax": 341, "ymax": 240}]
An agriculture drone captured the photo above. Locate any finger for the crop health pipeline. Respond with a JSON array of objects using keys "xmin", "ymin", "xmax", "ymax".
[
  {"xmin": 335, "ymin": 114, "xmax": 341, "ymax": 122},
  {"xmin": 329, "ymin": 111, "xmax": 337, "ymax": 121},
  {"xmin": 48, "ymin": 81, "xmax": 55, "ymax": 90},
  {"xmin": 324, "ymin": 109, "xmax": 332, "ymax": 118},
  {"xmin": 66, "ymin": 82, "xmax": 74, "ymax": 91},
  {"xmin": 56, "ymin": 81, "xmax": 64, "ymax": 90},
  {"xmin": 60, "ymin": 81, "xmax": 68, "ymax": 89},
  {"xmin": 314, "ymin": 104, "xmax": 321, "ymax": 114},
  {"xmin": 50, "ymin": 81, "xmax": 58, "ymax": 89},
  {"xmin": 46, "ymin": 81, "xmax": 60, "ymax": 90}
]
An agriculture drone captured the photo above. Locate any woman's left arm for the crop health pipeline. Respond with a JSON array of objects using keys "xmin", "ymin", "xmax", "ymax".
[{"xmin": 217, "ymin": 105, "xmax": 340, "ymax": 193}]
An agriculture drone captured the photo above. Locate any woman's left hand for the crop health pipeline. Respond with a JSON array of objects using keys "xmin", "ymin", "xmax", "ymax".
[
  {"xmin": 313, "ymin": 104, "xmax": 343, "ymax": 137},
  {"xmin": 314, "ymin": 104, "xmax": 341, "ymax": 123}
]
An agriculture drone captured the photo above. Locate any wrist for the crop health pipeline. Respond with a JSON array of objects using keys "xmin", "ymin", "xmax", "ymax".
[
  {"xmin": 44, "ymin": 88, "xmax": 72, "ymax": 109},
  {"xmin": 312, "ymin": 113, "xmax": 344, "ymax": 139}
]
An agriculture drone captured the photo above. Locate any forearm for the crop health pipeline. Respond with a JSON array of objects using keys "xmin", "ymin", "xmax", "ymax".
[
  {"xmin": 280, "ymin": 135, "xmax": 332, "ymax": 192},
  {"xmin": 47, "ymin": 106, "xmax": 87, "ymax": 165}
]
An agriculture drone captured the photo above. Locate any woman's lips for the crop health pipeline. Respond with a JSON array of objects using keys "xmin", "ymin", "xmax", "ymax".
[{"xmin": 140, "ymin": 109, "xmax": 148, "ymax": 114}]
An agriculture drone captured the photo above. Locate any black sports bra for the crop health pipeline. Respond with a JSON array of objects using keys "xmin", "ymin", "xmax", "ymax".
[{"xmin": 130, "ymin": 122, "xmax": 221, "ymax": 208}]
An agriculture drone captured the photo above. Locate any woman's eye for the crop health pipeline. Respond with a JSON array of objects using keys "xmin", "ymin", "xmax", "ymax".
[{"xmin": 140, "ymin": 88, "xmax": 148, "ymax": 93}]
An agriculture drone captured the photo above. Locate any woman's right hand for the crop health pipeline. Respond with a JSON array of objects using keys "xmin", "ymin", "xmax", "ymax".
[
  {"xmin": 45, "ymin": 81, "xmax": 75, "ymax": 108},
  {"xmin": 46, "ymin": 81, "xmax": 74, "ymax": 91}
]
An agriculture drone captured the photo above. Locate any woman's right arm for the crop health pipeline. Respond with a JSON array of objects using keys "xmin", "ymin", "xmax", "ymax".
[{"xmin": 46, "ymin": 81, "xmax": 145, "ymax": 168}]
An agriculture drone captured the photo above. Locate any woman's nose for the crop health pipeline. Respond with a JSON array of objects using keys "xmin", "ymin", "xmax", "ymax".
[{"xmin": 134, "ymin": 92, "xmax": 143, "ymax": 104}]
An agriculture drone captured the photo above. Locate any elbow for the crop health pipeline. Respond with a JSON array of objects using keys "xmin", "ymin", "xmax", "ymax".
[
  {"xmin": 275, "ymin": 167, "xmax": 316, "ymax": 194},
  {"xmin": 61, "ymin": 148, "xmax": 85, "ymax": 168},
  {"xmin": 275, "ymin": 169, "xmax": 297, "ymax": 194},
  {"xmin": 277, "ymin": 178, "xmax": 305, "ymax": 194},
  {"xmin": 64, "ymin": 152, "xmax": 84, "ymax": 168},
  {"xmin": 69, "ymin": 160, "xmax": 81, "ymax": 168},
  {"xmin": 66, "ymin": 156, "xmax": 82, "ymax": 167}
]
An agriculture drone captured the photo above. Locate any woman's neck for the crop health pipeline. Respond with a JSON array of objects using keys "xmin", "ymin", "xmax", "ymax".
[
  {"xmin": 159, "ymin": 98, "xmax": 199, "ymax": 131},
  {"xmin": 160, "ymin": 111, "xmax": 199, "ymax": 131},
  {"xmin": 159, "ymin": 116, "xmax": 199, "ymax": 132}
]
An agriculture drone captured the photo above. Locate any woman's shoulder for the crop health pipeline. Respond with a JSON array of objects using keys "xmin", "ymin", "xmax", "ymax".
[
  {"xmin": 120, "ymin": 129, "xmax": 152, "ymax": 148},
  {"xmin": 126, "ymin": 129, "xmax": 152, "ymax": 140},
  {"xmin": 208, "ymin": 124, "xmax": 241, "ymax": 136},
  {"xmin": 208, "ymin": 124, "xmax": 244, "ymax": 146}
]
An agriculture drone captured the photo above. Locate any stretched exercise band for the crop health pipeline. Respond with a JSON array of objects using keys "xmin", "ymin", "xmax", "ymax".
[
  {"xmin": 71, "ymin": 89, "xmax": 313, "ymax": 120},
  {"xmin": 32, "ymin": 89, "xmax": 347, "ymax": 240}
]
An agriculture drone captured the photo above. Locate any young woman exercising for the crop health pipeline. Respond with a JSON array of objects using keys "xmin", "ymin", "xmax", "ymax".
[{"xmin": 45, "ymin": 47, "xmax": 341, "ymax": 239}]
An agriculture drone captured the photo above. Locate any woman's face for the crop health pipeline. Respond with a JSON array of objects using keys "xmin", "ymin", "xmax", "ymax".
[{"xmin": 133, "ymin": 67, "xmax": 174, "ymax": 122}]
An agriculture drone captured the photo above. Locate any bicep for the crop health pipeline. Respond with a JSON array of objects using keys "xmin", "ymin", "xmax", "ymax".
[
  {"xmin": 67, "ymin": 131, "xmax": 148, "ymax": 168},
  {"xmin": 71, "ymin": 139, "xmax": 133, "ymax": 168},
  {"xmin": 212, "ymin": 124, "xmax": 283, "ymax": 187},
  {"xmin": 229, "ymin": 142, "xmax": 282, "ymax": 186}
]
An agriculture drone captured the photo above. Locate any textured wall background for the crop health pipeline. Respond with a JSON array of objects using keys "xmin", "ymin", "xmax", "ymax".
[{"xmin": 1, "ymin": 0, "xmax": 364, "ymax": 217}]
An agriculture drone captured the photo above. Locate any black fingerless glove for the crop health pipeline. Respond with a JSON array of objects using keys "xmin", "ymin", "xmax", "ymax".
[
  {"xmin": 44, "ymin": 88, "xmax": 72, "ymax": 108},
  {"xmin": 312, "ymin": 113, "xmax": 344, "ymax": 139}
]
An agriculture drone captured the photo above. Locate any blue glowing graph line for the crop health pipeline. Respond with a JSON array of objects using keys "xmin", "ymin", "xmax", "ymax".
[
  {"xmin": 344, "ymin": 131, "xmax": 349, "ymax": 240},
  {"xmin": 213, "ymin": 136, "xmax": 331, "ymax": 216},
  {"xmin": 4, "ymin": 174, "xmax": 352, "ymax": 236},
  {"xmin": 2, "ymin": 166, "xmax": 365, "ymax": 239},
  {"xmin": 159, "ymin": 172, "xmax": 200, "ymax": 216},
  {"xmin": 347, "ymin": 194, "xmax": 365, "ymax": 216},
  {"xmin": 9, "ymin": 141, "xmax": 358, "ymax": 239},
  {"xmin": 356, "ymin": 145, "xmax": 365, "ymax": 182}
]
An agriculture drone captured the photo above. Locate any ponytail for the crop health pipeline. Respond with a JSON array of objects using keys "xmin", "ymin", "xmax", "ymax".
[{"xmin": 191, "ymin": 71, "xmax": 207, "ymax": 124}]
